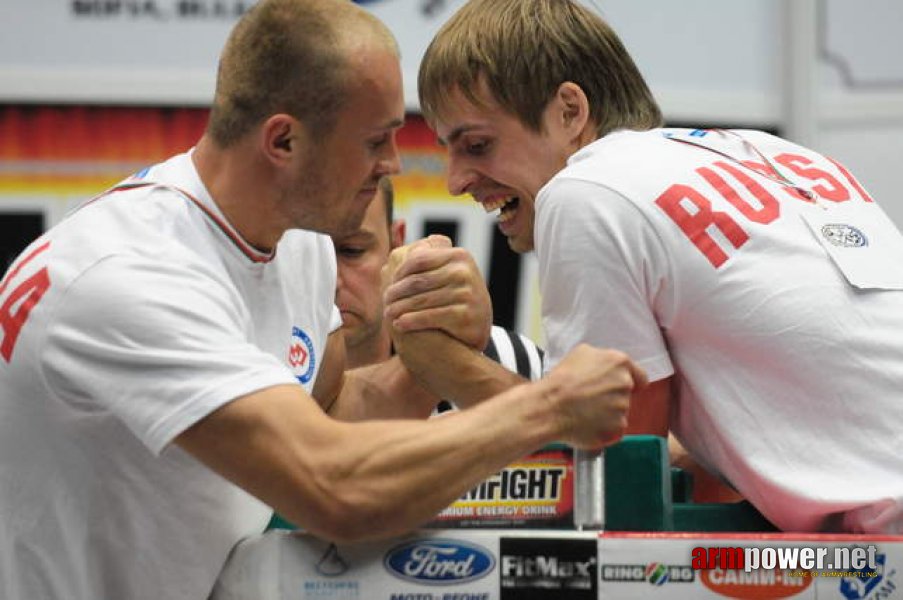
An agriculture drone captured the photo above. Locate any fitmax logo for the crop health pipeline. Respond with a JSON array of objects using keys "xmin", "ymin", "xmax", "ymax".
[{"xmin": 502, "ymin": 555, "xmax": 595, "ymax": 578}]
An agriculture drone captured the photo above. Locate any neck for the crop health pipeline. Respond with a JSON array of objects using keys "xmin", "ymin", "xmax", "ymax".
[{"xmin": 193, "ymin": 135, "xmax": 286, "ymax": 252}]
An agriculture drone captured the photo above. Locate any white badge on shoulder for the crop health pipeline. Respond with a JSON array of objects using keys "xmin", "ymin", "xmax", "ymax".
[{"xmin": 801, "ymin": 201, "xmax": 903, "ymax": 290}]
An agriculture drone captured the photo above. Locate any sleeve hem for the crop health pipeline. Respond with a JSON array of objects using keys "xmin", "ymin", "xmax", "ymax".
[{"xmin": 145, "ymin": 369, "xmax": 300, "ymax": 455}]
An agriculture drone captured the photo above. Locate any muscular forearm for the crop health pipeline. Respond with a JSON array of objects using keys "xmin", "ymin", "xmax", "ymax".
[
  {"xmin": 327, "ymin": 356, "xmax": 439, "ymax": 421},
  {"xmin": 315, "ymin": 385, "xmax": 555, "ymax": 540},
  {"xmin": 393, "ymin": 329, "xmax": 526, "ymax": 408},
  {"xmin": 177, "ymin": 382, "xmax": 559, "ymax": 544},
  {"xmin": 302, "ymin": 345, "xmax": 636, "ymax": 540},
  {"xmin": 177, "ymin": 345, "xmax": 638, "ymax": 544}
]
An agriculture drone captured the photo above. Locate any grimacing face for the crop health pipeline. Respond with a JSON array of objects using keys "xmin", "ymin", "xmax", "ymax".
[
  {"xmin": 333, "ymin": 189, "xmax": 400, "ymax": 355},
  {"xmin": 434, "ymin": 82, "xmax": 575, "ymax": 253}
]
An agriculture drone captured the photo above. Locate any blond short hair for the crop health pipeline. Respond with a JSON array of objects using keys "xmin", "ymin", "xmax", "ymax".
[{"xmin": 418, "ymin": 0, "xmax": 662, "ymax": 137}]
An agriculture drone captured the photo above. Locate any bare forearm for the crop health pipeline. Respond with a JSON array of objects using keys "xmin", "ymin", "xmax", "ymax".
[
  {"xmin": 327, "ymin": 356, "xmax": 439, "ymax": 421},
  {"xmin": 312, "ymin": 387, "xmax": 555, "ymax": 540},
  {"xmin": 394, "ymin": 329, "xmax": 525, "ymax": 408},
  {"xmin": 177, "ymin": 382, "xmax": 558, "ymax": 543},
  {"xmin": 177, "ymin": 345, "xmax": 638, "ymax": 544},
  {"xmin": 299, "ymin": 345, "xmax": 637, "ymax": 540}
]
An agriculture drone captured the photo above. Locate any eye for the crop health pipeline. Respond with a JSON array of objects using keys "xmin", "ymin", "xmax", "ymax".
[
  {"xmin": 367, "ymin": 133, "xmax": 389, "ymax": 150},
  {"xmin": 464, "ymin": 139, "xmax": 491, "ymax": 156},
  {"xmin": 337, "ymin": 246, "xmax": 366, "ymax": 259}
]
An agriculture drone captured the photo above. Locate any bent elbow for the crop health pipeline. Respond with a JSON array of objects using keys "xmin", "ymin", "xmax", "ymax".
[{"xmin": 311, "ymin": 494, "xmax": 399, "ymax": 544}]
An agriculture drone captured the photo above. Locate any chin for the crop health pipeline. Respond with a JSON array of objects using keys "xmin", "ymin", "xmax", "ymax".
[{"xmin": 507, "ymin": 236, "xmax": 534, "ymax": 254}]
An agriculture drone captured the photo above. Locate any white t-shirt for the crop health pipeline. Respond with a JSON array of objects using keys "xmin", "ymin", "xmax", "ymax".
[
  {"xmin": 536, "ymin": 128, "xmax": 903, "ymax": 533},
  {"xmin": 0, "ymin": 151, "xmax": 341, "ymax": 599}
]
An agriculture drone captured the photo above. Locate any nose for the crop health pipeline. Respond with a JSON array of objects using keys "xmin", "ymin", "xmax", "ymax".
[
  {"xmin": 446, "ymin": 154, "xmax": 474, "ymax": 197},
  {"xmin": 377, "ymin": 134, "xmax": 402, "ymax": 177},
  {"xmin": 335, "ymin": 264, "xmax": 348, "ymax": 296}
]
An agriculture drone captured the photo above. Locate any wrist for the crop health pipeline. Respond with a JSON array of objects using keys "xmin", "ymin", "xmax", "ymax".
[
  {"xmin": 513, "ymin": 377, "xmax": 567, "ymax": 447},
  {"xmin": 390, "ymin": 354, "xmax": 442, "ymax": 414}
]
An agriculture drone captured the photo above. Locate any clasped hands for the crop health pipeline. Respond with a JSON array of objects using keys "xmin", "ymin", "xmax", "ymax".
[
  {"xmin": 382, "ymin": 234, "xmax": 492, "ymax": 352},
  {"xmin": 381, "ymin": 236, "xmax": 646, "ymax": 450}
]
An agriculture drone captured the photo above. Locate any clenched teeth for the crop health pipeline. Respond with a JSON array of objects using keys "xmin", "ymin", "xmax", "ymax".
[{"xmin": 482, "ymin": 196, "xmax": 515, "ymax": 213}]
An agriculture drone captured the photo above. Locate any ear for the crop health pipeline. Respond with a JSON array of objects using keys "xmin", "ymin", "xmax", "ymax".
[
  {"xmin": 260, "ymin": 114, "xmax": 298, "ymax": 164},
  {"xmin": 390, "ymin": 218, "xmax": 406, "ymax": 249},
  {"xmin": 550, "ymin": 81, "xmax": 591, "ymax": 141}
]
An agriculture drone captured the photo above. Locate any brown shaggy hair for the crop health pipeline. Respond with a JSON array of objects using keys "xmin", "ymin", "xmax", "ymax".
[{"xmin": 418, "ymin": 0, "xmax": 663, "ymax": 137}]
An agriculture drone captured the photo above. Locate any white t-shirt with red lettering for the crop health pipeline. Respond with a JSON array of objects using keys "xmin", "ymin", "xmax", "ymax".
[
  {"xmin": 536, "ymin": 128, "xmax": 903, "ymax": 533},
  {"xmin": 0, "ymin": 151, "xmax": 341, "ymax": 599}
]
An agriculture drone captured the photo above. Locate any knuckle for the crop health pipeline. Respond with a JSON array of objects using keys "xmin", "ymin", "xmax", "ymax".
[
  {"xmin": 389, "ymin": 246, "xmax": 408, "ymax": 261},
  {"xmin": 449, "ymin": 247, "xmax": 471, "ymax": 263},
  {"xmin": 409, "ymin": 274, "xmax": 429, "ymax": 293},
  {"xmin": 453, "ymin": 287, "xmax": 472, "ymax": 305},
  {"xmin": 448, "ymin": 303, "xmax": 467, "ymax": 321},
  {"xmin": 604, "ymin": 348, "xmax": 630, "ymax": 363},
  {"xmin": 403, "ymin": 292, "xmax": 423, "ymax": 311},
  {"xmin": 447, "ymin": 261, "xmax": 469, "ymax": 280},
  {"xmin": 617, "ymin": 369, "xmax": 634, "ymax": 388},
  {"xmin": 412, "ymin": 291, "xmax": 437, "ymax": 311},
  {"xmin": 407, "ymin": 253, "xmax": 427, "ymax": 272},
  {"xmin": 389, "ymin": 297, "xmax": 410, "ymax": 316}
]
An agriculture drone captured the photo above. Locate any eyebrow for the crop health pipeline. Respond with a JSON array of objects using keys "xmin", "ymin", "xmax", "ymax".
[
  {"xmin": 384, "ymin": 118, "xmax": 405, "ymax": 131},
  {"xmin": 334, "ymin": 231, "xmax": 378, "ymax": 245},
  {"xmin": 368, "ymin": 118, "xmax": 406, "ymax": 137}
]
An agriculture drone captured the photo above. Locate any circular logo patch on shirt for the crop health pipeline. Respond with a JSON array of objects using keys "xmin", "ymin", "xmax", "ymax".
[
  {"xmin": 821, "ymin": 224, "xmax": 868, "ymax": 248},
  {"xmin": 289, "ymin": 326, "xmax": 316, "ymax": 384}
]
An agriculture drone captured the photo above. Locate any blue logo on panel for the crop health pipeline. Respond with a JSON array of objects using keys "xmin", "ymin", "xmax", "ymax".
[
  {"xmin": 839, "ymin": 553, "xmax": 889, "ymax": 599},
  {"xmin": 384, "ymin": 539, "xmax": 495, "ymax": 585}
]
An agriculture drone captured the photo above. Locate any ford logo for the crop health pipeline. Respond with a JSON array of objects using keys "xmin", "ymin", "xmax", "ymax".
[{"xmin": 384, "ymin": 539, "xmax": 495, "ymax": 585}]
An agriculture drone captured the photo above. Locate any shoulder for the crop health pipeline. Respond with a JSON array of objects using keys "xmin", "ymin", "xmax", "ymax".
[
  {"xmin": 559, "ymin": 129, "xmax": 671, "ymax": 177},
  {"xmin": 538, "ymin": 129, "xmax": 674, "ymax": 212},
  {"xmin": 280, "ymin": 228, "xmax": 335, "ymax": 257},
  {"xmin": 277, "ymin": 229, "xmax": 338, "ymax": 284}
]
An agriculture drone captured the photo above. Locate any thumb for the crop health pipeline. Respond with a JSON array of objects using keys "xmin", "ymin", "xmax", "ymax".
[{"xmin": 423, "ymin": 234, "xmax": 452, "ymax": 249}]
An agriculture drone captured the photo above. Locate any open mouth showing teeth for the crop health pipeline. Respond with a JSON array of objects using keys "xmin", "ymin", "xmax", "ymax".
[{"xmin": 482, "ymin": 196, "xmax": 519, "ymax": 223}]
